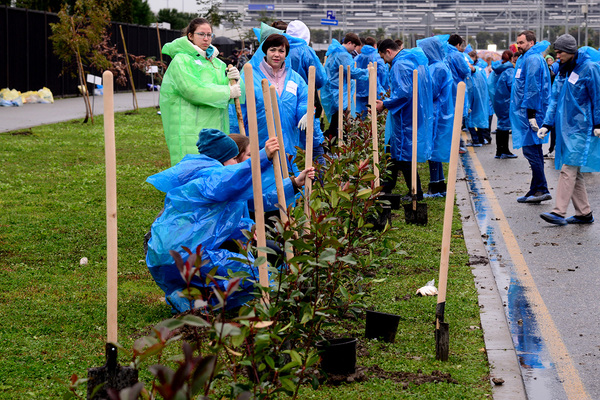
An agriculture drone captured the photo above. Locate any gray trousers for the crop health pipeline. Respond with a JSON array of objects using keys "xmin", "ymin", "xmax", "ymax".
[{"xmin": 551, "ymin": 164, "xmax": 592, "ymax": 217}]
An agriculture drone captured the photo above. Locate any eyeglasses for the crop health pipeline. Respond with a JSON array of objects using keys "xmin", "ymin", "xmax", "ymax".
[{"xmin": 194, "ymin": 32, "xmax": 215, "ymax": 39}]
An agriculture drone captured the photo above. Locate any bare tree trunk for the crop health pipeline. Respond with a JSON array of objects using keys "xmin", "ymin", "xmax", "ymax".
[
  {"xmin": 72, "ymin": 17, "xmax": 93, "ymax": 123},
  {"xmin": 119, "ymin": 25, "xmax": 138, "ymax": 111}
]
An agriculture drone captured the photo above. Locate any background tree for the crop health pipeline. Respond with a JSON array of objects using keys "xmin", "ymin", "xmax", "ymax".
[
  {"xmin": 256, "ymin": 10, "xmax": 275, "ymax": 26},
  {"xmin": 13, "ymin": 0, "xmax": 75, "ymax": 12},
  {"xmin": 197, "ymin": 0, "xmax": 242, "ymax": 29},
  {"xmin": 157, "ymin": 8, "xmax": 198, "ymax": 30},
  {"xmin": 312, "ymin": 28, "xmax": 326, "ymax": 44},
  {"xmin": 110, "ymin": 0, "xmax": 154, "ymax": 25},
  {"xmin": 50, "ymin": 0, "xmax": 118, "ymax": 122}
]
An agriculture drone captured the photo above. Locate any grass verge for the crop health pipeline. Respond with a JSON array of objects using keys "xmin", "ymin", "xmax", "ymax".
[{"xmin": 0, "ymin": 107, "xmax": 491, "ymax": 398}]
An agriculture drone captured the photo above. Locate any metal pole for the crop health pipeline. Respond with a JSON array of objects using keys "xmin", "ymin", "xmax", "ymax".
[
  {"xmin": 508, "ymin": 0, "xmax": 512, "ymax": 44},
  {"xmin": 455, "ymin": 0, "xmax": 458, "ymax": 32},
  {"xmin": 565, "ymin": 0, "xmax": 569, "ymax": 35},
  {"xmin": 403, "ymin": 0, "xmax": 406, "ymax": 40},
  {"xmin": 584, "ymin": 1, "xmax": 589, "ymax": 46}
]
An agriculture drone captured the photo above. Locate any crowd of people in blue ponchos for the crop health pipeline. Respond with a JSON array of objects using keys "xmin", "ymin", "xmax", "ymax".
[{"xmin": 146, "ymin": 15, "xmax": 600, "ymax": 313}]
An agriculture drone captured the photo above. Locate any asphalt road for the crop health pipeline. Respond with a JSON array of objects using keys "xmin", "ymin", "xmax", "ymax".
[{"xmin": 461, "ymin": 131, "xmax": 600, "ymax": 400}]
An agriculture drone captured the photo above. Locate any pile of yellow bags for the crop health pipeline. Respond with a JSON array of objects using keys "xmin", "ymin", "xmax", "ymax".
[{"xmin": 0, "ymin": 87, "xmax": 54, "ymax": 106}]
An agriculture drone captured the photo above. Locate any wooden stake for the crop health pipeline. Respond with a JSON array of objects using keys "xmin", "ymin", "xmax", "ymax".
[
  {"xmin": 347, "ymin": 65, "xmax": 351, "ymax": 113},
  {"xmin": 338, "ymin": 65, "xmax": 344, "ymax": 145},
  {"xmin": 269, "ymin": 86, "xmax": 289, "ymax": 179},
  {"xmin": 103, "ymin": 71, "xmax": 118, "ymax": 344},
  {"xmin": 243, "ymin": 64, "xmax": 269, "ymax": 301},
  {"xmin": 261, "ymin": 80, "xmax": 287, "ymax": 225}
]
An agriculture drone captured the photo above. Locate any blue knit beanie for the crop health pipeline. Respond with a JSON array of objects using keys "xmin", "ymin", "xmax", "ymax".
[{"xmin": 196, "ymin": 129, "xmax": 239, "ymax": 164}]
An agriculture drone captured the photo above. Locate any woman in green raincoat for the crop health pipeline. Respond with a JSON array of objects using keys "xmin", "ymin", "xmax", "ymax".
[{"xmin": 160, "ymin": 18, "xmax": 244, "ymax": 166}]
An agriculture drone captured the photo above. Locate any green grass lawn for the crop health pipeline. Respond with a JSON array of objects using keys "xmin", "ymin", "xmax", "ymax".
[{"xmin": 0, "ymin": 108, "xmax": 491, "ymax": 399}]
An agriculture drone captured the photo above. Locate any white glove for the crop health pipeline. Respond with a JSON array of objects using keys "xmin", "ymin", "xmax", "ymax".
[
  {"xmin": 537, "ymin": 127, "xmax": 548, "ymax": 139},
  {"xmin": 297, "ymin": 113, "xmax": 308, "ymax": 131},
  {"xmin": 416, "ymin": 279, "xmax": 438, "ymax": 297},
  {"xmin": 229, "ymin": 83, "xmax": 241, "ymax": 99},
  {"xmin": 529, "ymin": 118, "xmax": 539, "ymax": 132},
  {"xmin": 594, "ymin": 128, "xmax": 600, "ymax": 137},
  {"xmin": 227, "ymin": 66, "xmax": 240, "ymax": 81}
]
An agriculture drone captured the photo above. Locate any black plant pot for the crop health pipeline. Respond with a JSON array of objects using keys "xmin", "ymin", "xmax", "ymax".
[
  {"xmin": 316, "ymin": 337, "xmax": 357, "ymax": 375},
  {"xmin": 378, "ymin": 193, "xmax": 401, "ymax": 210},
  {"xmin": 365, "ymin": 310, "xmax": 401, "ymax": 343},
  {"xmin": 368, "ymin": 205, "xmax": 392, "ymax": 231}
]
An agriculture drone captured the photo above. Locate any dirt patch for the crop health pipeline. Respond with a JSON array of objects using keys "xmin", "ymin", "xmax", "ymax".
[
  {"xmin": 322, "ymin": 365, "xmax": 457, "ymax": 387},
  {"xmin": 10, "ymin": 130, "xmax": 33, "ymax": 136},
  {"xmin": 467, "ymin": 255, "xmax": 489, "ymax": 266}
]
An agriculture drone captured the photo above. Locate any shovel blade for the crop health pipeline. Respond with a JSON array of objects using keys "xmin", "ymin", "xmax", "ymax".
[
  {"xmin": 87, "ymin": 344, "xmax": 138, "ymax": 399},
  {"xmin": 403, "ymin": 202, "xmax": 428, "ymax": 225},
  {"xmin": 435, "ymin": 322, "xmax": 450, "ymax": 361}
]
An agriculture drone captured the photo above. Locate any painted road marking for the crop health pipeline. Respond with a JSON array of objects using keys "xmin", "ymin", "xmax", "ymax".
[{"xmin": 463, "ymin": 136, "xmax": 590, "ymax": 400}]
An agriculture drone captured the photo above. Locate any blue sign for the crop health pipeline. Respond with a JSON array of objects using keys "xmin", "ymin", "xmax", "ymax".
[
  {"xmin": 248, "ymin": 4, "xmax": 274, "ymax": 11},
  {"xmin": 326, "ymin": 10, "xmax": 336, "ymax": 20},
  {"xmin": 320, "ymin": 19, "xmax": 339, "ymax": 26}
]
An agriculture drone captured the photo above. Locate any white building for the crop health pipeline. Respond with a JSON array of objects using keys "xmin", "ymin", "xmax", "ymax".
[{"xmin": 218, "ymin": 0, "xmax": 598, "ymax": 46}]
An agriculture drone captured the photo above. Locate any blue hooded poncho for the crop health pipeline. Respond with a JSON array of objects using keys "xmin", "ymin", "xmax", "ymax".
[
  {"xmin": 543, "ymin": 47, "xmax": 600, "ymax": 172},
  {"xmin": 383, "ymin": 47, "xmax": 434, "ymax": 162},
  {"xmin": 487, "ymin": 60, "xmax": 502, "ymax": 104},
  {"xmin": 320, "ymin": 39, "xmax": 369, "ymax": 121},
  {"xmin": 509, "ymin": 40, "xmax": 552, "ymax": 149},
  {"xmin": 285, "ymin": 20, "xmax": 328, "ymax": 90},
  {"xmin": 418, "ymin": 35, "xmax": 454, "ymax": 163},
  {"xmin": 445, "ymin": 44, "xmax": 472, "ymax": 90},
  {"xmin": 491, "ymin": 61, "xmax": 515, "ymax": 131},
  {"xmin": 354, "ymin": 45, "xmax": 390, "ymax": 115},
  {"xmin": 145, "ymin": 150, "xmax": 296, "ymax": 313},
  {"xmin": 230, "ymin": 26, "xmax": 324, "ymax": 163},
  {"xmin": 466, "ymin": 62, "xmax": 490, "ymax": 129}
]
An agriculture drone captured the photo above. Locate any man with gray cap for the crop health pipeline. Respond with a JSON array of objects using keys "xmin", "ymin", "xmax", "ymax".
[
  {"xmin": 510, "ymin": 30, "xmax": 553, "ymax": 203},
  {"xmin": 538, "ymin": 35, "xmax": 600, "ymax": 225}
]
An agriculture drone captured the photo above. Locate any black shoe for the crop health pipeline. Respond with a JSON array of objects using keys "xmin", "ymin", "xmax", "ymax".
[{"xmin": 566, "ymin": 212, "xmax": 594, "ymax": 224}]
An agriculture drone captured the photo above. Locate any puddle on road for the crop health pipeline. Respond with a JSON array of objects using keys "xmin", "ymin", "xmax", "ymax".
[{"xmin": 461, "ymin": 151, "xmax": 560, "ymax": 399}]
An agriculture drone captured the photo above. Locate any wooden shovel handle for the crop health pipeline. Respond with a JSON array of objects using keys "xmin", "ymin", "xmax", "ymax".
[
  {"xmin": 228, "ymin": 65, "xmax": 245, "ymax": 136},
  {"xmin": 304, "ymin": 66, "xmax": 316, "ymax": 227},
  {"xmin": 338, "ymin": 65, "xmax": 344, "ymax": 145},
  {"xmin": 412, "ymin": 69, "xmax": 418, "ymax": 210},
  {"xmin": 261, "ymin": 80, "xmax": 287, "ymax": 225},
  {"xmin": 369, "ymin": 65, "xmax": 379, "ymax": 186},
  {"xmin": 437, "ymin": 82, "xmax": 466, "ymax": 305},
  {"xmin": 103, "ymin": 70, "xmax": 118, "ymax": 344}
]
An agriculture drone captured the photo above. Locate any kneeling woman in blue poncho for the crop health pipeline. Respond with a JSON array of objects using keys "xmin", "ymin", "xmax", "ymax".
[{"xmin": 146, "ymin": 128, "xmax": 314, "ymax": 314}]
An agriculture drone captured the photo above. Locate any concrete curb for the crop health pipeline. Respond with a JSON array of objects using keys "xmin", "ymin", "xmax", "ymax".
[{"xmin": 455, "ymin": 161, "xmax": 527, "ymax": 400}]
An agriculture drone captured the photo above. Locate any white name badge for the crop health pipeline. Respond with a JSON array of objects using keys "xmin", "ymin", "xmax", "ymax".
[
  {"xmin": 568, "ymin": 72, "xmax": 579, "ymax": 85},
  {"xmin": 515, "ymin": 69, "xmax": 522, "ymax": 79},
  {"xmin": 285, "ymin": 81, "xmax": 297, "ymax": 96}
]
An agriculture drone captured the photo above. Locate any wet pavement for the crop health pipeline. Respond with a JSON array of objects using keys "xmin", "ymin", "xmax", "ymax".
[{"xmin": 460, "ymin": 129, "xmax": 600, "ymax": 400}]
